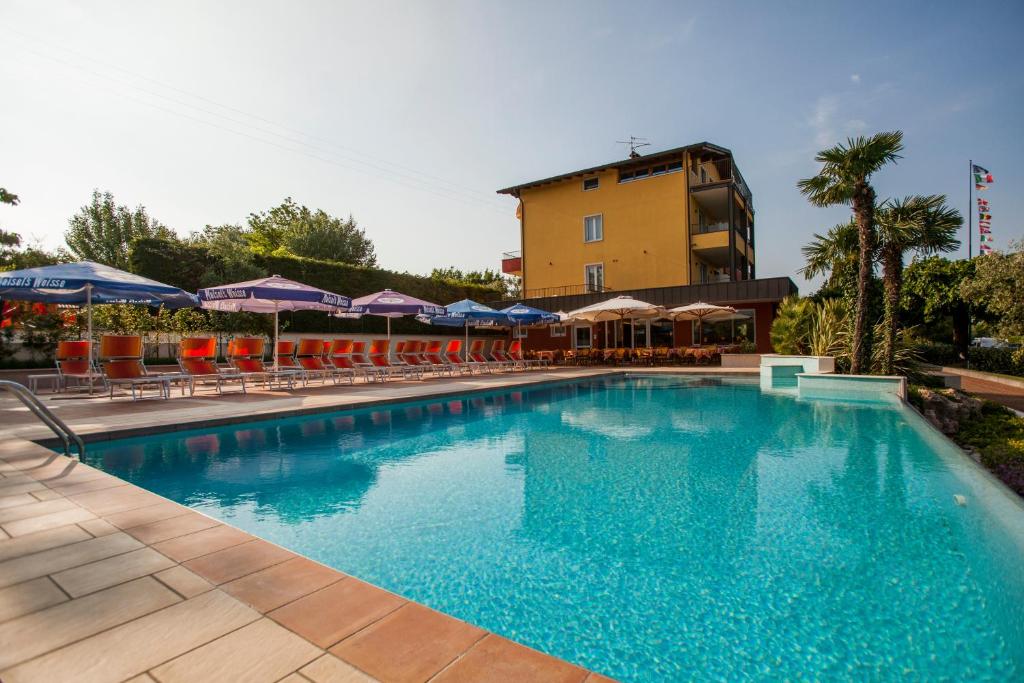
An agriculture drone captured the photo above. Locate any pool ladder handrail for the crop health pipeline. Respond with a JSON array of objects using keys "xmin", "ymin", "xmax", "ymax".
[{"xmin": 0, "ymin": 380, "xmax": 85, "ymax": 460}]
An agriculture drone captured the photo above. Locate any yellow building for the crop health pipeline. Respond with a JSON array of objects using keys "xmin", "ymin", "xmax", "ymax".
[{"xmin": 498, "ymin": 142, "xmax": 755, "ymax": 298}]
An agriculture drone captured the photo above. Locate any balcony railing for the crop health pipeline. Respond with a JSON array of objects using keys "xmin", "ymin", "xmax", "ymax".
[
  {"xmin": 524, "ymin": 283, "xmax": 613, "ymax": 299},
  {"xmin": 690, "ymin": 159, "xmax": 753, "ymax": 209},
  {"xmin": 696, "ymin": 221, "xmax": 730, "ymax": 234}
]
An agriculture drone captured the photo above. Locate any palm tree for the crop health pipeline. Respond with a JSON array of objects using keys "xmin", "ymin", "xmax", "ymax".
[
  {"xmin": 799, "ymin": 220, "xmax": 859, "ymax": 291},
  {"xmin": 876, "ymin": 195, "xmax": 962, "ymax": 374},
  {"xmin": 797, "ymin": 131, "xmax": 904, "ymax": 374}
]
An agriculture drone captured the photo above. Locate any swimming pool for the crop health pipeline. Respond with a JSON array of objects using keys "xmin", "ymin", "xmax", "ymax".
[{"xmin": 83, "ymin": 374, "xmax": 1024, "ymax": 681}]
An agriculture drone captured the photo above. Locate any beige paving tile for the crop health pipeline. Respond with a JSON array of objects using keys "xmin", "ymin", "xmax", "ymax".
[
  {"xmin": 68, "ymin": 486, "xmax": 165, "ymax": 516},
  {"xmin": 183, "ymin": 539, "xmax": 296, "ymax": 585},
  {"xmin": 270, "ymin": 577, "xmax": 405, "ymax": 649},
  {"xmin": 0, "ymin": 497, "xmax": 76, "ymax": 524},
  {"xmin": 125, "ymin": 511, "xmax": 220, "ymax": 545},
  {"xmin": 152, "ymin": 524, "xmax": 253, "ymax": 562},
  {"xmin": 0, "ymin": 531, "xmax": 143, "ymax": 588},
  {"xmin": 221, "ymin": 556, "xmax": 343, "ymax": 613},
  {"xmin": 124, "ymin": 674, "xmax": 157, "ymax": 683},
  {"xmin": 151, "ymin": 617, "xmax": 322, "ymax": 683},
  {"xmin": 0, "ymin": 577, "xmax": 179, "ymax": 670},
  {"xmin": 0, "ymin": 588, "xmax": 260, "ymax": 683},
  {"xmin": 0, "ymin": 576, "xmax": 67, "ymax": 623},
  {"xmin": 2, "ymin": 506, "xmax": 97, "ymax": 537},
  {"xmin": 431, "ymin": 634, "xmax": 589, "ymax": 683},
  {"xmin": 79, "ymin": 518, "xmax": 118, "ymax": 537},
  {"xmin": 0, "ymin": 526, "xmax": 8, "ymax": 540},
  {"xmin": 301, "ymin": 654, "xmax": 378, "ymax": 683},
  {"xmin": 278, "ymin": 674, "xmax": 310, "ymax": 683},
  {"xmin": 0, "ymin": 523, "xmax": 92, "ymax": 562},
  {"xmin": 329, "ymin": 603, "xmax": 485, "ymax": 682},
  {"xmin": 49, "ymin": 476, "xmax": 128, "ymax": 497},
  {"xmin": 104, "ymin": 501, "xmax": 191, "ymax": 530},
  {"xmin": 30, "ymin": 488, "xmax": 64, "ymax": 501},
  {"xmin": 0, "ymin": 492, "xmax": 37, "ymax": 509},
  {"xmin": 0, "ymin": 480, "xmax": 46, "ymax": 497},
  {"xmin": 154, "ymin": 565, "xmax": 213, "ymax": 598},
  {"xmin": 52, "ymin": 547, "xmax": 175, "ymax": 597}
]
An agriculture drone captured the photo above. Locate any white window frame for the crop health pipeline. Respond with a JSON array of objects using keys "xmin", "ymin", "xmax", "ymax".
[
  {"xmin": 512, "ymin": 327, "xmax": 528, "ymax": 339},
  {"xmin": 582, "ymin": 177, "xmax": 599, "ymax": 191},
  {"xmin": 550, "ymin": 325, "xmax": 567, "ymax": 337},
  {"xmin": 573, "ymin": 325, "xmax": 592, "ymax": 349},
  {"xmin": 584, "ymin": 262, "xmax": 604, "ymax": 292},
  {"xmin": 583, "ymin": 214, "xmax": 603, "ymax": 243}
]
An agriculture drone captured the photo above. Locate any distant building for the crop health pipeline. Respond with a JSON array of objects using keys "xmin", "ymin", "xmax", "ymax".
[{"xmin": 496, "ymin": 143, "xmax": 795, "ymax": 352}]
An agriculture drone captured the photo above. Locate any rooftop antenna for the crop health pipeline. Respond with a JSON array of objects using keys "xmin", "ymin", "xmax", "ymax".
[{"xmin": 617, "ymin": 136, "xmax": 650, "ymax": 159}]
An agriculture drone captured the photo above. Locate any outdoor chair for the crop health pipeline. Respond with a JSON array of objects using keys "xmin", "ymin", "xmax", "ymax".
[
  {"xmin": 55, "ymin": 340, "xmax": 100, "ymax": 392},
  {"xmin": 227, "ymin": 337, "xmax": 299, "ymax": 389},
  {"xmin": 295, "ymin": 339, "xmax": 337, "ymax": 384},
  {"xmin": 490, "ymin": 339, "xmax": 522, "ymax": 371},
  {"xmin": 508, "ymin": 340, "xmax": 544, "ymax": 369},
  {"xmin": 178, "ymin": 336, "xmax": 246, "ymax": 395},
  {"xmin": 422, "ymin": 340, "xmax": 456, "ymax": 376},
  {"xmin": 325, "ymin": 339, "xmax": 361, "ymax": 382},
  {"xmin": 368, "ymin": 339, "xmax": 420, "ymax": 381},
  {"xmin": 443, "ymin": 339, "xmax": 476, "ymax": 375},
  {"xmin": 99, "ymin": 334, "xmax": 180, "ymax": 400},
  {"xmin": 467, "ymin": 339, "xmax": 500, "ymax": 373}
]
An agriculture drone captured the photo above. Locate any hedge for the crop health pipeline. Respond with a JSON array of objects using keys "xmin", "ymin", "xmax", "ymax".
[
  {"xmin": 967, "ymin": 347, "xmax": 1024, "ymax": 378},
  {"xmin": 129, "ymin": 238, "xmax": 503, "ymax": 334}
]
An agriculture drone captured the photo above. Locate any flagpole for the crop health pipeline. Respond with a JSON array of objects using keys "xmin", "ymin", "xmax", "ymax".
[
  {"xmin": 966, "ymin": 159, "xmax": 973, "ymax": 367},
  {"xmin": 968, "ymin": 159, "xmax": 973, "ymax": 259}
]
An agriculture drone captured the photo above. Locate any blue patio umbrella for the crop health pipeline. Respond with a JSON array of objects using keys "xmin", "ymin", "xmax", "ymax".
[
  {"xmin": 0, "ymin": 260, "xmax": 198, "ymax": 341},
  {"xmin": 415, "ymin": 299, "xmax": 509, "ymax": 359},
  {"xmin": 340, "ymin": 289, "xmax": 445, "ymax": 340},
  {"xmin": 499, "ymin": 303, "xmax": 559, "ymax": 326}
]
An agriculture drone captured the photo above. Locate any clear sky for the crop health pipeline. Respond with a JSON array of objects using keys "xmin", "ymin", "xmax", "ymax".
[{"xmin": 2, "ymin": 0, "xmax": 1022, "ymax": 292}]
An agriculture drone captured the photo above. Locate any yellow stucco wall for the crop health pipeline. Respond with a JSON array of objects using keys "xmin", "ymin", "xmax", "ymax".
[{"xmin": 520, "ymin": 166, "xmax": 691, "ymax": 293}]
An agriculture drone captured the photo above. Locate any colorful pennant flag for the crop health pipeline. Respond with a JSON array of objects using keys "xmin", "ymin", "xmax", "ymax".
[
  {"xmin": 980, "ymin": 243, "xmax": 993, "ymax": 253},
  {"xmin": 972, "ymin": 162, "xmax": 995, "ymax": 255},
  {"xmin": 973, "ymin": 165, "xmax": 995, "ymax": 182},
  {"xmin": 976, "ymin": 183, "xmax": 988, "ymax": 191},
  {"xmin": 979, "ymin": 225, "xmax": 991, "ymax": 234},
  {"xmin": 979, "ymin": 213, "xmax": 992, "ymax": 221}
]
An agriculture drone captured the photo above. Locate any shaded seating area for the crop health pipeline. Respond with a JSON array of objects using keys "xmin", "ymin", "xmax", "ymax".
[
  {"xmin": 99, "ymin": 335, "xmax": 186, "ymax": 400},
  {"xmin": 178, "ymin": 337, "xmax": 247, "ymax": 395}
]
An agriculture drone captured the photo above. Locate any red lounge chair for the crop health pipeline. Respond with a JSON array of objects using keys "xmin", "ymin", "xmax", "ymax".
[
  {"xmin": 294, "ymin": 339, "xmax": 335, "ymax": 385},
  {"xmin": 228, "ymin": 337, "xmax": 298, "ymax": 389},
  {"xmin": 319, "ymin": 339, "xmax": 356, "ymax": 384},
  {"xmin": 467, "ymin": 339, "xmax": 500, "ymax": 373},
  {"xmin": 99, "ymin": 335, "xmax": 178, "ymax": 400},
  {"xmin": 420, "ymin": 340, "xmax": 455, "ymax": 377},
  {"xmin": 368, "ymin": 339, "xmax": 420, "ymax": 380},
  {"xmin": 178, "ymin": 337, "xmax": 246, "ymax": 395},
  {"xmin": 508, "ymin": 340, "xmax": 545, "ymax": 369},
  {"xmin": 490, "ymin": 339, "xmax": 522, "ymax": 371},
  {"xmin": 443, "ymin": 339, "xmax": 476, "ymax": 375},
  {"xmin": 55, "ymin": 340, "xmax": 99, "ymax": 392},
  {"xmin": 350, "ymin": 340, "xmax": 387, "ymax": 382}
]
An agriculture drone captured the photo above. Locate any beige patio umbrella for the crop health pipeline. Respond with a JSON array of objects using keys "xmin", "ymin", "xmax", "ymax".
[
  {"xmin": 668, "ymin": 302, "xmax": 741, "ymax": 345},
  {"xmin": 566, "ymin": 295, "xmax": 664, "ymax": 349}
]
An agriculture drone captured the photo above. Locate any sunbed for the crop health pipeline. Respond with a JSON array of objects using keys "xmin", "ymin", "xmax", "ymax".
[{"xmin": 178, "ymin": 337, "xmax": 246, "ymax": 395}]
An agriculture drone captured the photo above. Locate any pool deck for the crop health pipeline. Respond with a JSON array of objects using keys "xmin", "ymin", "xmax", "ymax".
[{"xmin": 0, "ymin": 367, "xmax": 753, "ymax": 682}]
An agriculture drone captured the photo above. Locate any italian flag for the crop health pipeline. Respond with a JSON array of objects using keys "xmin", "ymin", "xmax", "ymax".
[{"xmin": 978, "ymin": 213, "xmax": 992, "ymax": 221}]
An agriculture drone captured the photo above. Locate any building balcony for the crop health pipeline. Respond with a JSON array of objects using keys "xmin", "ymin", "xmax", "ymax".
[
  {"xmin": 524, "ymin": 283, "xmax": 613, "ymax": 299},
  {"xmin": 690, "ymin": 160, "xmax": 753, "ymax": 209},
  {"xmin": 501, "ymin": 250, "xmax": 522, "ymax": 276}
]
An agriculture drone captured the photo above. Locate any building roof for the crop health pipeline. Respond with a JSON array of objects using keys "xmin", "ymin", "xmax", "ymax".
[{"xmin": 496, "ymin": 141, "xmax": 732, "ymax": 196}]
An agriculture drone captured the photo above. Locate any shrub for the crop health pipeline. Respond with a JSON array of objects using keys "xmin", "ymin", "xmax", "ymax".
[
  {"xmin": 967, "ymin": 347, "xmax": 1024, "ymax": 377},
  {"xmin": 914, "ymin": 340, "xmax": 960, "ymax": 366},
  {"xmin": 956, "ymin": 401, "xmax": 1024, "ymax": 496}
]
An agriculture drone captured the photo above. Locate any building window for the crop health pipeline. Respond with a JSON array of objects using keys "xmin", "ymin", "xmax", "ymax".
[
  {"xmin": 550, "ymin": 325, "xmax": 567, "ymax": 337},
  {"xmin": 700, "ymin": 166, "xmax": 708, "ymax": 183},
  {"xmin": 584, "ymin": 263, "xmax": 604, "ymax": 292},
  {"xmin": 699, "ymin": 262, "xmax": 709, "ymax": 284},
  {"xmin": 574, "ymin": 325, "xmax": 592, "ymax": 349},
  {"xmin": 584, "ymin": 214, "xmax": 603, "ymax": 242},
  {"xmin": 692, "ymin": 308, "xmax": 756, "ymax": 346},
  {"xmin": 512, "ymin": 327, "xmax": 528, "ymax": 339},
  {"xmin": 583, "ymin": 177, "xmax": 599, "ymax": 191},
  {"xmin": 619, "ymin": 161, "xmax": 683, "ymax": 183}
]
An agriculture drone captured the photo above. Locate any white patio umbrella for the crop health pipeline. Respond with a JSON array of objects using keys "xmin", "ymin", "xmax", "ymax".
[
  {"xmin": 566, "ymin": 296, "xmax": 664, "ymax": 349},
  {"xmin": 668, "ymin": 302, "xmax": 741, "ymax": 346}
]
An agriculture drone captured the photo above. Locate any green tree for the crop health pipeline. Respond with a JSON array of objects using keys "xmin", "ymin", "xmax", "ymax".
[
  {"xmin": 65, "ymin": 190, "xmax": 176, "ymax": 269},
  {"xmin": 770, "ymin": 295, "xmax": 816, "ymax": 354},
  {"xmin": 961, "ymin": 240, "xmax": 1024, "ymax": 339},
  {"xmin": 875, "ymin": 195, "xmax": 961, "ymax": 374},
  {"xmin": 800, "ymin": 219, "xmax": 859, "ymax": 298},
  {"xmin": 188, "ymin": 224, "xmax": 264, "ymax": 286},
  {"xmin": 1, "ymin": 187, "xmax": 64, "ymax": 270},
  {"xmin": 902, "ymin": 256, "xmax": 974, "ymax": 356},
  {"xmin": 430, "ymin": 266, "xmax": 512, "ymax": 298},
  {"xmin": 247, "ymin": 198, "xmax": 376, "ymax": 266},
  {"xmin": 1, "ymin": 188, "xmax": 19, "ymax": 206},
  {"xmin": 797, "ymin": 131, "xmax": 904, "ymax": 373}
]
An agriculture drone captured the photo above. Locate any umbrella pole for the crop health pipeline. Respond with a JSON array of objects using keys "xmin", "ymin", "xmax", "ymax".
[
  {"xmin": 630, "ymin": 316, "xmax": 635, "ymax": 350},
  {"xmin": 464, "ymin": 323, "xmax": 468, "ymax": 360},
  {"xmin": 86, "ymin": 283, "xmax": 93, "ymax": 394},
  {"xmin": 273, "ymin": 302, "xmax": 279, "ymax": 371},
  {"xmin": 387, "ymin": 316, "xmax": 391, "ymax": 341}
]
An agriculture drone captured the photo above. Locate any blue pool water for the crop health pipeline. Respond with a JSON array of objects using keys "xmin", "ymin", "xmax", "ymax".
[{"xmin": 83, "ymin": 375, "xmax": 1024, "ymax": 681}]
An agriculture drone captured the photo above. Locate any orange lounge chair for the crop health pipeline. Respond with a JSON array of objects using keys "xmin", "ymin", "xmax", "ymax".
[
  {"xmin": 368, "ymin": 339, "xmax": 420, "ymax": 381},
  {"xmin": 326, "ymin": 339, "xmax": 361, "ymax": 381},
  {"xmin": 467, "ymin": 339, "xmax": 500, "ymax": 373},
  {"xmin": 350, "ymin": 340, "xmax": 388, "ymax": 382},
  {"xmin": 420, "ymin": 340, "xmax": 456, "ymax": 377},
  {"xmin": 291, "ymin": 339, "xmax": 334, "ymax": 385},
  {"xmin": 227, "ymin": 337, "xmax": 299, "ymax": 389},
  {"xmin": 55, "ymin": 340, "xmax": 99, "ymax": 392},
  {"xmin": 178, "ymin": 337, "xmax": 246, "ymax": 395},
  {"xmin": 99, "ymin": 335, "xmax": 178, "ymax": 400},
  {"xmin": 508, "ymin": 340, "xmax": 544, "ymax": 369},
  {"xmin": 443, "ymin": 339, "xmax": 476, "ymax": 375},
  {"xmin": 490, "ymin": 339, "xmax": 523, "ymax": 371},
  {"xmin": 319, "ymin": 339, "xmax": 356, "ymax": 384}
]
